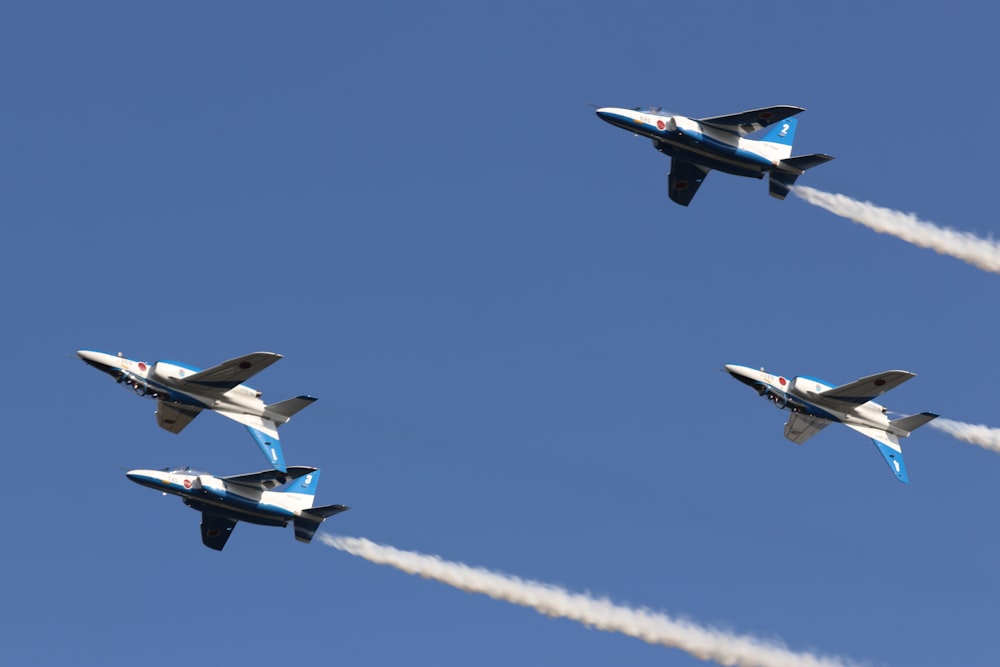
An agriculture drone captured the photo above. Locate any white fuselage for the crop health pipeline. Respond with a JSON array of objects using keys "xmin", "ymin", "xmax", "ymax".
[
  {"xmin": 725, "ymin": 364, "xmax": 905, "ymax": 436},
  {"xmin": 126, "ymin": 468, "xmax": 313, "ymax": 525},
  {"xmin": 595, "ymin": 107, "xmax": 790, "ymax": 177},
  {"xmin": 78, "ymin": 350, "xmax": 283, "ymax": 423}
]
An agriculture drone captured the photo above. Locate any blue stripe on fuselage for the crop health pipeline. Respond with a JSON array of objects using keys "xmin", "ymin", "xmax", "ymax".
[
  {"xmin": 121, "ymin": 371, "xmax": 210, "ymax": 408},
  {"xmin": 766, "ymin": 387, "xmax": 842, "ymax": 422},
  {"xmin": 601, "ymin": 111, "xmax": 772, "ymax": 177},
  {"xmin": 655, "ymin": 134, "xmax": 772, "ymax": 176}
]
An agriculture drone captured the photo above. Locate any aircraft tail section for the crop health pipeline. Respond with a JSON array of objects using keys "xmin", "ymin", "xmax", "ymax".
[
  {"xmin": 246, "ymin": 423, "xmax": 287, "ymax": 473},
  {"xmin": 768, "ymin": 153, "xmax": 835, "ymax": 199},
  {"xmin": 760, "ymin": 117, "xmax": 798, "ymax": 147},
  {"xmin": 844, "ymin": 423, "xmax": 909, "ymax": 484},
  {"xmin": 891, "ymin": 412, "xmax": 939, "ymax": 435},
  {"xmin": 293, "ymin": 504, "xmax": 350, "ymax": 543},
  {"xmin": 778, "ymin": 154, "xmax": 835, "ymax": 173},
  {"xmin": 267, "ymin": 395, "xmax": 318, "ymax": 423}
]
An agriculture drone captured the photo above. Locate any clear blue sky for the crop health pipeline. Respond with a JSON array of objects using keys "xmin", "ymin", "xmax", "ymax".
[{"xmin": 4, "ymin": 3, "xmax": 999, "ymax": 665}]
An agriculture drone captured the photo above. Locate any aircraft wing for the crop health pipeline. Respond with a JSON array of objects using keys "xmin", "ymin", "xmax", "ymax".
[
  {"xmin": 222, "ymin": 466, "xmax": 317, "ymax": 490},
  {"xmin": 698, "ymin": 106, "xmax": 804, "ymax": 136},
  {"xmin": 668, "ymin": 158, "xmax": 710, "ymax": 206},
  {"xmin": 843, "ymin": 424, "xmax": 909, "ymax": 484},
  {"xmin": 783, "ymin": 412, "xmax": 831, "ymax": 445},
  {"xmin": 181, "ymin": 352, "xmax": 283, "ymax": 395},
  {"xmin": 816, "ymin": 371, "xmax": 916, "ymax": 406},
  {"xmin": 155, "ymin": 401, "xmax": 202, "ymax": 434},
  {"xmin": 200, "ymin": 513, "xmax": 237, "ymax": 551}
]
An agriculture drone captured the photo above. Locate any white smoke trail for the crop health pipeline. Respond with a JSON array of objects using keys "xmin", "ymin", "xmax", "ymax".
[
  {"xmin": 320, "ymin": 534, "xmax": 867, "ymax": 667},
  {"xmin": 792, "ymin": 186, "xmax": 1000, "ymax": 275},
  {"xmin": 930, "ymin": 418, "xmax": 1000, "ymax": 453}
]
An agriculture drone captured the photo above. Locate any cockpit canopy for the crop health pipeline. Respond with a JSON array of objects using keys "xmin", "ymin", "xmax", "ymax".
[
  {"xmin": 632, "ymin": 106, "xmax": 665, "ymax": 114},
  {"xmin": 160, "ymin": 466, "xmax": 206, "ymax": 475}
]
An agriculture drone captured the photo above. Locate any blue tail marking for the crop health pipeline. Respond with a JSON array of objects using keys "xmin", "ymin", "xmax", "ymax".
[
  {"xmin": 285, "ymin": 468, "xmax": 321, "ymax": 496},
  {"xmin": 872, "ymin": 440, "xmax": 909, "ymax": 484},
  {"xmin": 246, "ymin": 426, "xmax": 287, "ymax": 473},
  {"xmin": 761, "ymin": 117, "xmax": 797, "ymax": 146}
]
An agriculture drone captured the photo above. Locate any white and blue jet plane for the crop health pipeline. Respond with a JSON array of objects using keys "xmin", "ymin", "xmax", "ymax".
[
  {"xmin": 126, "ymin": 466, "xmax": 349, "ymax": 550},
  {"xmin": 596, "ymin": 105, "xmax": 833, "ymax": 206},
  {"xmin": 78, "ymin": 349, "xmax": 316, "ymax": 472},
  {"xmin": 725, "ymin": 364, "xmax": 938, "ymax": 484}
]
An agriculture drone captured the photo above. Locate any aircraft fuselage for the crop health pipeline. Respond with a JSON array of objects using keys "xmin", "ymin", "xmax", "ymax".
[
  {"xmin": 725, "ymin": 364, "xmax": 908, "ymax": 437},
  {"xmin": 126, "ymin": 469, "xmax": 300, "ymax": 527},
  {"xmin": 78, "ymin": 349, "xmax": 271, "ymax": 418},
  {"xmin": 596, "ymin": 107, "xmax": 779, "ymax": 177}
]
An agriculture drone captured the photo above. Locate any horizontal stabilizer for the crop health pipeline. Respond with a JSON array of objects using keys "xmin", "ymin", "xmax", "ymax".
[
  {"xmin": 293, "ymin": 505, "xmax": 350, "ymax": 543},
  {"xmin": 305, "ymin": 504, "xmax": 351, "ymax": 520},
  {"xmin": 267, "ymin": 395, "xmax": 318, "ymax": 422},
  {"xmin": 777, "ymin": 153, "xmax": 835, "ymax": 173},
  {"xmin": 891, "ymin": 412, "xmax": 938, "ymax": 435}
]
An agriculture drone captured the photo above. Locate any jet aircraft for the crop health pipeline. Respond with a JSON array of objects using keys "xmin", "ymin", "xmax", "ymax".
[
  {"xmin": 596, "ymin": 105, "xmax": 833, "ymax": 206},
  {"xmin": 78, "ymin": 349, "xmax": 315, "ymax": 472},
  {"xmin": 126, "ymin": 466, "xmax": 349, "ymax": 550},
  {"xmin": 725, "ymin": 364, "xmax": 937, "ymax": 483}
]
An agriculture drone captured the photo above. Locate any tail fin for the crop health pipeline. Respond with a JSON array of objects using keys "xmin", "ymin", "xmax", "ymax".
[
  {"xmin": 267, "ymin": 395, "xmax": 317, "ymax": 422},
  {"xmin": 246, "ymin": 423, "xmax": 287, "ymax": 473},
  {"xmin": 891, "ymin": 412, "xmax": 939, "ymax": 435},
  {"xmin": 761, "ymin": 117, "xmax": 798, "ymax": 147},
  {"xmin": 768, "ymin": 153, "xmax": 835, "ymax": 200},
  {"xmin": 285, "ymin": 467, "xmax": 321, "ymax": 497}
]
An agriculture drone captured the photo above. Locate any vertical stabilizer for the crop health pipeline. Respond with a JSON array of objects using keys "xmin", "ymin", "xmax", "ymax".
[
  {"xmin": 282, "ymin": 468, "xmax": 321, "ymax": 512},
  {"xmin": 245, "ymin": 423, "xmax": 286, "ymax": 473},
  {"xmin": 761, "ymin": 117, "xmax": 797, "ymax": 149}
]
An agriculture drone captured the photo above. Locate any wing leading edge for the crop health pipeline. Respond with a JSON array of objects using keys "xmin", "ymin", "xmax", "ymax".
[
  {"xmin": 181, "ymin": 352, "xmax": 283, "ymax": 394},
  {"xmin": 697, "ymin": 106, "xmax": 805, "ymax": 136}
]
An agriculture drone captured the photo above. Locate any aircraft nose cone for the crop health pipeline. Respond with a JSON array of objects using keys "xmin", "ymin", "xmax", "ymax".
[
  {"xmin": 595, "ymin": 107, "xmax": 617, "ymax": 123},
  {"xmin": 77, "ymin": 349, "xmax": 123, "ymax": 379}
]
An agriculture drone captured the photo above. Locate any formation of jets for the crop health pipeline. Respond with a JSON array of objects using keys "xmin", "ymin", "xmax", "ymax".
[
  {"xmin": 596, "ymin": 104, "xmax": 833, "ymax": 206},
  {"xmin": 77, "ymin": 101, "xmax": 944, "ymax": 551},
  {"xmin": 77, "ymin": 350, "xmax": 315, "ymax": 472},
  {"xmin": 78, "ymin": 349, "xmax": 349, "ymax": 550}
]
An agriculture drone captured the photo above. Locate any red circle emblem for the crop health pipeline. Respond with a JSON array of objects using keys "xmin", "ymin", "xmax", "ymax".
[
  {"xmin": 874, "ymin": 378, "xmax": 886, "ymax": 386},
  {"xmin": 675, "ymin": 181, "xmax": 689, "ymax": 190},
  {"xmin": 656, "ymin": 119, "xmax": 666, "ymax": 130},
  {"xmin": 138, "ymin": 362, "xmax": 147, "ymax": 371},
  {"xmin": 183, "ymin": 479, "xmax": 192, "ymax": 489},
  {"xmin": 779, "ymin": 377, "xmax": 787, "ymax": 386}
]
